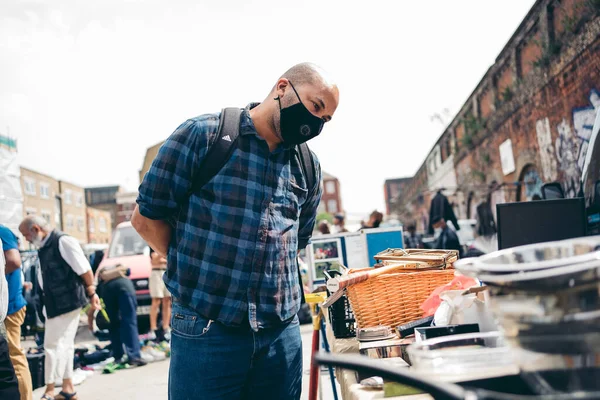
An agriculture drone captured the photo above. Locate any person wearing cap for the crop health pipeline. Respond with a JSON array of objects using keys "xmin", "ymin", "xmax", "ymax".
[
  {"xmin": 432, "ymin": 216, "xmax": 463, "ymax": 257},
  {"xmin": 332, "ymin": 214, "xmax": 348, "ymax": 234}
]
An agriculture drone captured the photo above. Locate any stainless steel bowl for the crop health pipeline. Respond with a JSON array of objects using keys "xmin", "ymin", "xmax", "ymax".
[
  {"xmin": 455, "ymin": 237, "xmax": 600, "ymax": 360},
  {"xmin": 455, "ymin": 236, "xmax": 600, "ymax": 278}
]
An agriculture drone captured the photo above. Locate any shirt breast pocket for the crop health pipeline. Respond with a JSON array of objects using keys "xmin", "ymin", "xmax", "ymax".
[{"xmin": 281, "ymin": 179, "xmax": 308, "ymax": 222}]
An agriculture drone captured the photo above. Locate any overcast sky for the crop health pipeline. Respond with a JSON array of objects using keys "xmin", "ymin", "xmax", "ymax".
[{"xmin": 1, "ymin": 0, "xmax": 536, "ymax": 216}]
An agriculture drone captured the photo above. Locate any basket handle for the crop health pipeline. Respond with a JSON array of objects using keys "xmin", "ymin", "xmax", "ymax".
[{"xmin": 326, "ymin": 262, "xmax": 416, "ymax": 293}]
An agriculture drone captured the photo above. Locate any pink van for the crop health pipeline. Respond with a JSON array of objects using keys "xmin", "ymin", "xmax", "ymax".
[{"xmin": 97, "ymin": 221, "xmax": 153, "ymax": 320}]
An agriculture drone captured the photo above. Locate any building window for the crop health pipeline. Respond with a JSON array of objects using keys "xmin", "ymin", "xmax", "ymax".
[
  {"xmin": 77, "ymin": 217, "xmax": 85, "ymax": 232},
  {"xmin": 41, "ymin": 210, "xmax": 52, "ymax": 224},
  {"xmin": 89, "ymin": 217, "xmax": 95, "ymax": 233},
  {"xmin": 25, "ymin": 207, "xmax": 37, "ymax": 216},
  {"xmin": 24, "ymin": 178, "xmax": 36, "ymax": 196},
  {"xmin": 99, "ymin": 217, "xmax": 107, "ymax": 233},
  {"xmin": 64, "ymin": 189, "xmax": 72, "ymax": 205},
  {"xmin": 327, "ymin": 199, "xmax": 338, "ymax": 214},
  {"xmin": 67, "ymin": 215, "xmax": 74, "ymax": 230},
  {"xmin": 325, "ymin": 181, "xmax": 336, "ymax": 195},
  {"xmin": 76, "ymin": 193, "xmax": 84, "ymax": 208},
  {"xmin": 40, "ymin": 183, "xmax": 50, "ymax": 199}
]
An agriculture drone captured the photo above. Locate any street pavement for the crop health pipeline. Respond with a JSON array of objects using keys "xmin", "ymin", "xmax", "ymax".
[{"xmin": 32, "ymin": 323, "xmax": 341, "ymax": 400}]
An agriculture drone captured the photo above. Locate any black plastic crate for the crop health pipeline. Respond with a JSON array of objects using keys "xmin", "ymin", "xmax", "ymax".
[{"xmin": 328, "ymin": 292, "xmax": 356, "ymax": 339}]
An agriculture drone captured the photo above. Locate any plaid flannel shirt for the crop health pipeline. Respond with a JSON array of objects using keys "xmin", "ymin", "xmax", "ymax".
[{"xmin": 137, "ymin": 104, "xmax": 322, "ymax": 330}]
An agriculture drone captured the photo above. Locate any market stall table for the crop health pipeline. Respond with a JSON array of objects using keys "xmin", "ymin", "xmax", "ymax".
[{"xmin": 323, "ymin": 312, "xmax": 432, "ymax": 400}]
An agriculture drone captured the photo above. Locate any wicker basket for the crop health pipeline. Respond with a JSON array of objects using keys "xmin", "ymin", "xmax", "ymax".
[{"xmin": 345, "ymin": 266, "xmax": 456, "ymax": 329}]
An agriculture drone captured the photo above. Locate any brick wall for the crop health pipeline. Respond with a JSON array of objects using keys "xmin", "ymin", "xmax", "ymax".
[
  {"xmin": 394, "ymin": 1, "xmax": 600, "ymax": 227},
  {"xmin": 59, "ymin": 181, "xmax": 88, "ymax": 243},
  {"xmin": 519, "ymin": 31, "xmax": 542, "ymax": 78},
  {"xmin": 87, "ymin": 207, "xmax": 112, "ymax": 244},
  {"xmin": 480, "ymin": 88, "xmax": 495, "ymax": 119},
  {"xmin": 20, "ymin": 167, "xmax": 61, "ymax": 229}
]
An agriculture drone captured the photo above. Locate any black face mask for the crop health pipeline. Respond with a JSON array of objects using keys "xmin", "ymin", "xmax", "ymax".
[{"xmin": 277, "ymin": 81, "xmax": 324, "ymax": 145}]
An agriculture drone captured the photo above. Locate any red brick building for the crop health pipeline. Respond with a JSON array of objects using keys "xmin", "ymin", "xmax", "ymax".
[
  {"xmin": 395, "ymin": 0, "xmax": 600, "ymax": 228},
  {"xmin": 116, "ymin": 191, "xmax": 137, "ymax": 225},
  {"xmin": 384, "ymin": 178, "xmax": 411, "ymax": 216},
  {"xmin": 320, "ymin": 172, "xmax": 343, "ymax": 215}
]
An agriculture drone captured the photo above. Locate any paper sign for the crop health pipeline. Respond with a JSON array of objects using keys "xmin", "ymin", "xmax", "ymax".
[
  {"xmin": 499, "ymin": 139, "xmax": 516, "ymax": 176},
  {"xmin": 344, "ymin": 234, "xmax": 369, "ymax": 269}
]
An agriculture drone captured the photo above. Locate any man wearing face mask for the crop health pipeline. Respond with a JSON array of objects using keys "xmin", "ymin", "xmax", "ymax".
[
  {"xmin": 132, "ymin": 62, "xmax": 339, "ymax": 400},
  {"xmin": 19, "ymin": 216, "xmax": 101, "ymax": 400}
]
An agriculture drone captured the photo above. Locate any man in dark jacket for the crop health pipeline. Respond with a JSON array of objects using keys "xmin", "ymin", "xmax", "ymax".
[
  {"xmin": 91, "ymin": 268, "xmax": 146, "ymax": 367},
  {"xmin": 428, "ymin": 191, "xmax": 460, "ymax": 235},
  {"xmin": 19, "ymin": 216, "xmax": 101, "ymax": 400},
  {"xmin": 432, "ymin": 216, "xmax": 463, "ymax": 257}
]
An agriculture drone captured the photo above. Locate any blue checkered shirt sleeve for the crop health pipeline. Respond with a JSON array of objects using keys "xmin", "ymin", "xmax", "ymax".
[{"xmin": 137, "ymin": 118, "xmax": 214, "ymax": 220}]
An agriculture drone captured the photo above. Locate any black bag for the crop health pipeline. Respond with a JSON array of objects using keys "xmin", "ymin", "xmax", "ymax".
[{"xmin": 27, "ymin": 352, "xmax": 45, "ymax": 390}]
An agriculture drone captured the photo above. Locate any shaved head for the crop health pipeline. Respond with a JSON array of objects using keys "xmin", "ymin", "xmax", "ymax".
[{"xmin": 276, "ymin": 62, "xmax": 335, "ymax": 90}]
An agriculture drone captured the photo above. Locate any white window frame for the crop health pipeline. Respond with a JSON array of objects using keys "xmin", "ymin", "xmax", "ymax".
[
  {"xmin": 66, "ymin": 214, "xmax": 74, "ymax": 230},
  {"xmin": 41, "ymin": 209, "xmax": 52, "ymax": 224},
  {"xmin": 76, "ymin": 193, "xmax": 84, "ymax": 208},
  {"xmin": 24, "ymin": 177, "xmax": 36, "ymax": 196},
  {"xmin": 327, "ymin": 199, "xmax": 338, "ymax": 214},
  {"xmin": 325, "ymin": 181, "xmax": 336, "ymax": 195},
  {"xmin": 40, "ymin": 182, "xmax": 50, "ymax": 199},
  {"xmin": 77, "ymin": 217, "xmax": 85, "ymax": 232},
  {"xmin": 64, "ymin": 189, "xmax": 72, "ymax": 205},
  {"xmin": 99, "ymin": 217, "xmax": 107, "ymax": 233},
  {"xmin": 88, "ymin": 217, "xmax": 95, "ymax": 233},
  {"xmin": 25, "ymin": 207, "xmax": 37, "ymax": 216}
]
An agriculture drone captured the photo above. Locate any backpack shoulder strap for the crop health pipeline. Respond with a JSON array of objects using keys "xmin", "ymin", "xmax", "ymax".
[
  {"xmin": 296, "ymin": 143, "xmax": 318, "ymax": 197},
  {"xmin": 191, "ymin": 107, "xmax": 242, "ymax": 193}
]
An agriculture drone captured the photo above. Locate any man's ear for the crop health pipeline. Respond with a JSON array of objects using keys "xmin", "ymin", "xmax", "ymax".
[{"xmin": 275, "ymin": 78, "xmax": 289, "ymax": 99}]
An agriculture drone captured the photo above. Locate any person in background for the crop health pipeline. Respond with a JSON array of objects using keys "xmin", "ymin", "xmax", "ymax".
[
  {"xmin": 0, "ymin": 224, "xmax": 31, "ymax": 400},
  {"xmin": 148, "ymin": 248, "xmax": 171, "ymax": 341},
  {"xmin": 428, "ymin": 190, "xmax": 460, "ymax": 235},
  {"xmin": 332, "ymin": 214, "xmax": 348, "ymax": 234},
  {"xmin": 90, "ymin": 266, "xmax": 147, "ymax": 367},
  {"xmin": 404, "ymin": 224, "xmax": 423, "ymax": 249},
  {"xmin": 19, "ymin": 216, "xmax": 101, "ymax": 400},
  {"xmin": 0, "ymin": 239, "xmax": 21, "ymax": 400},
  {"xmin": 317, "ymin": 220, "xmax": 331, "ymax": 235},
  {"xmin": 360, "ymin": 210, "xmax": 383, "ymax": 230},
  {"xmin": 432, "ymin": 216, "xmax": 463, "ymax": 257}
]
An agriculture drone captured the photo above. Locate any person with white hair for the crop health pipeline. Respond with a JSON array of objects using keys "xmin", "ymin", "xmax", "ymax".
[{"xmin": 19, "ymin": 215, "xmax": 100, "ymax": 400}]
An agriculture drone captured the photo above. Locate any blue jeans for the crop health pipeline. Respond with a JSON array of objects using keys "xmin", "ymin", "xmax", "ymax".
[
  {"xmin": 105, "ymin": 291, "xmax": 142, "ymax": 361},
  {"xmin": 169, "ymin": 302, "xmax": 302, "ymax": 400}
]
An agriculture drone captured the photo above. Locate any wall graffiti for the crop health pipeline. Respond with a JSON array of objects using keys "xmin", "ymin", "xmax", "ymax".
[
  {"xmin": 536, "ymin": 117, "xmax": 558, "ymax": 181},
  {"xmin": 523, "ymin": 169, "xmax": 543, "ymax": 200},
  {"xmin": 556, "ymin": 119, "xmax": 582, "ymax": 197},
  {"xmin": 535, "ymin": 90, "xmax": 599, "ymax": 198}
]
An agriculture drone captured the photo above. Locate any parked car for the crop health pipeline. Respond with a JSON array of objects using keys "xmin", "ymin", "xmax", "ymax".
[{"xmin": 97, "ymin": 222, "xmax": 152, "ymax": 324}]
